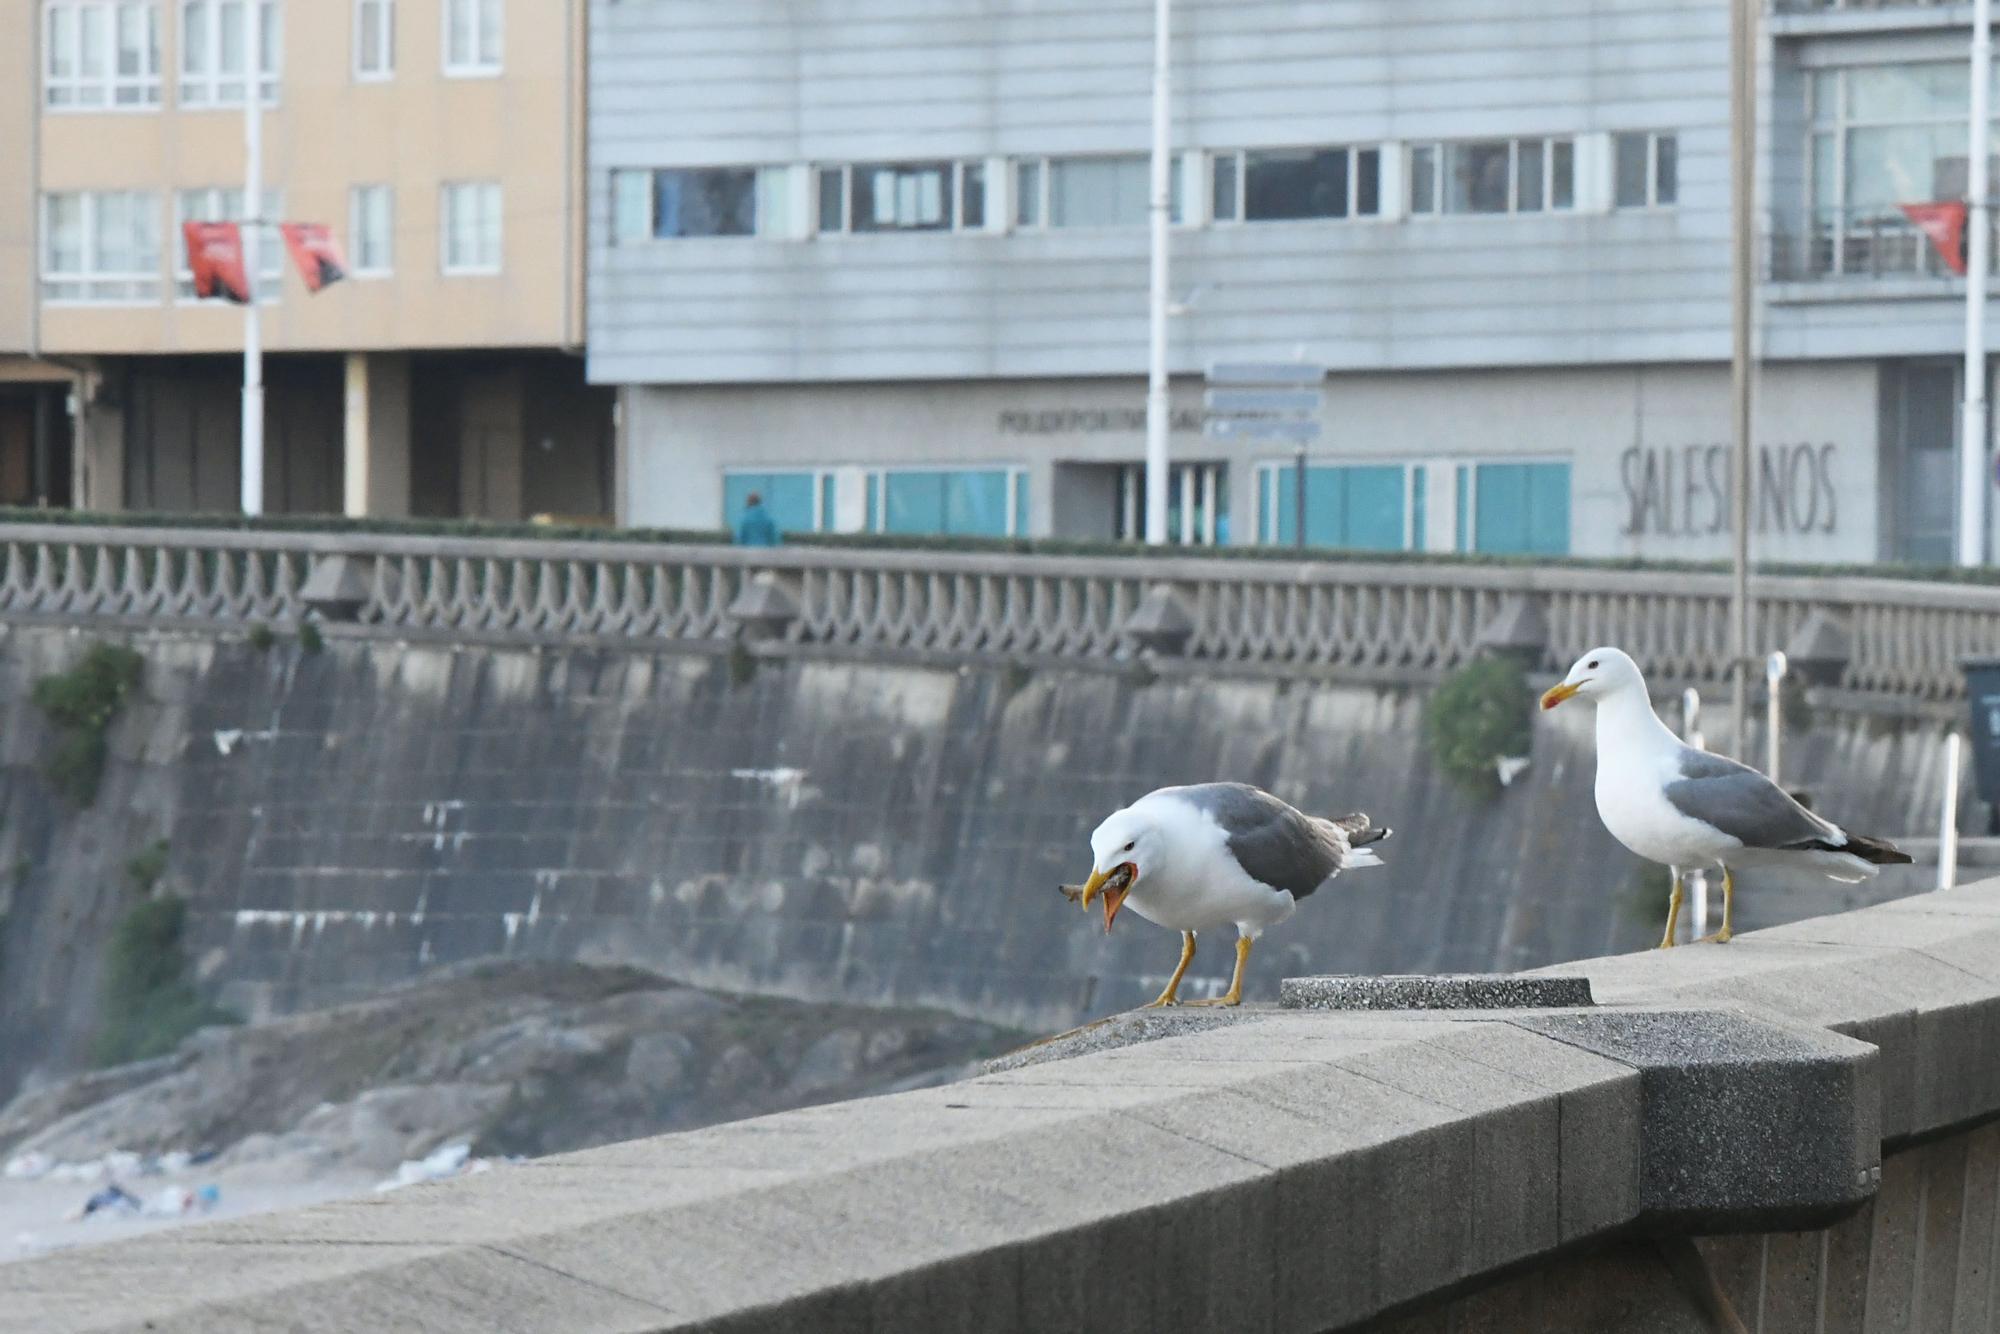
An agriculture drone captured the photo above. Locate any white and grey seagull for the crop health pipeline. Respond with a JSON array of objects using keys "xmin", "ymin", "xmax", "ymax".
[
  {"xmin": 1064, "ymin": 783, "xmax": 1390, "ymax": 1008},
  {"xmin": 1540, "ymin": 646, "xmax": 1910, "ymax": 946}
]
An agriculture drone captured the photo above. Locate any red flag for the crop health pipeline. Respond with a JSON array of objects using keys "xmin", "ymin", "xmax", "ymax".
[
  {"xmin": 182, "ymin": 221, "xmax": 251, "ymax": 304},
  {"xmin": 280, "ymin": 222, "xmax": 348, "ymax": 293},
  {"xmin": 1900, "ymin": 201, "xmax": 1969, "ymax": 276}
]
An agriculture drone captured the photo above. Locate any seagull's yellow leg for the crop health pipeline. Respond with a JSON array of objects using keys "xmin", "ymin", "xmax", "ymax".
[
  {"xmin": 1142, "ymin": 932, "xmax": 1197, "ymax": 1008},
  {"xmin": 1658, "ymin": 870, "xmax": 1684, "ymax": 950},
  {"xmin": 1698, "ymin": 867, "xmax": 1735, "ymax": 944},
  {"xmin": 1189, "ymin": 937, "xmax": 1252, "ymax": 1007}
]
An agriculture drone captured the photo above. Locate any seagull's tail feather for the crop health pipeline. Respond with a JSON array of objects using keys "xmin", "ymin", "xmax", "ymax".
[
  {"xmin": 1791, "ymin": 830, "xmax": 1913, "ymax": 866},
  {"xmin": 1324, "ymin": 813, "xmax": 1391, "ymax": 870}
]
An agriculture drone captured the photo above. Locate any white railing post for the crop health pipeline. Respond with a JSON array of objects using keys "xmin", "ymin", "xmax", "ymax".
[
  {"xmin": 1682, "ymin": 687, "xmax": 1708, "ymax": 942},
  {"xmin": 1766, "ymin": 649, "xmax": 1788, "ymax": 781},
  {"xmin": 1940, "ymin": 731, "xmax": 1965, "ymax": 891}
]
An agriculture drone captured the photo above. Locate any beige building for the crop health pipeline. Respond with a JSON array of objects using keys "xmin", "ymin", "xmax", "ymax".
[{"xmin": 1, "ymin": 0, "xmax": 609, "ymax": 519}]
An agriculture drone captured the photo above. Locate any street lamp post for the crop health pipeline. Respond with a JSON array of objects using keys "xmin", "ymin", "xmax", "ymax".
[
  {"xmin": 1962, "ymin": 0, "xmax": 1993, "ymax": 567},
  {"xmin": 241, "ymin": 0, "xmax": 265, "ymax": 516},
  {"xmin": 1728, "ymin": 0, "xmax": 1756, "ymax": 758},
  {"xmin": 1144, "ymin": 0, "xmax": 1171, "ymax": 545}
]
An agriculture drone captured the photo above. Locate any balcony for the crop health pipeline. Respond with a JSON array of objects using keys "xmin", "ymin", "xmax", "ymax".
[{"xmin": 1767, "ymin": 205, "xmax": 1995, "ymax": 284}]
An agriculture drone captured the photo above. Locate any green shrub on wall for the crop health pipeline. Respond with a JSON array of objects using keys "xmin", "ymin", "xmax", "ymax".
[
  {"xmin": 1423, "ymin": 655, "xmax": 1535, "ymax": 798},
  {"xmin": 93, "ymin": 893, "xmax": 235, "ymax": 1068},
  {"xmin": 31, "ymin": 643, "xmax": 143, "ymax": 808}
]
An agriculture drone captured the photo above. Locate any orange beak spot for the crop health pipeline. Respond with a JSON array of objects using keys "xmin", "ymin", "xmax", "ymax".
[{"xmin": 1540, "ymin": 681, "xmax": 1581, "ymax": 711}]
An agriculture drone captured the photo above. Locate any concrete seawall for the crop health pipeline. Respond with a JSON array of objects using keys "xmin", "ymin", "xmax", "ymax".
[
  {"xmin": 8, "ymin": 884, "xmax": 2000, "ymax": 1333},
  {"xmin": 0, "ymin": 623, "xmax": 1960, "ymax": 1096}
]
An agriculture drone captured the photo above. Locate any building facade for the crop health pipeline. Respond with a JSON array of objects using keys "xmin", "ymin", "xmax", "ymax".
[
  {"xmin": 589, "ymin": 0, "xmax": 1997, "ymax": 565},
  {"xmin": 4, "ymin": 0, "xmax": 611, "ymax": 520}
]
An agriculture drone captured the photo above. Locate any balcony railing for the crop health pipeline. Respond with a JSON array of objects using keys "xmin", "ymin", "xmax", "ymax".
[
  {"xmin": 1768, "ymin": 206, "xmax": 1996, "ymax": 282},
  {"xmin": 0, "ymin": 521, "xmax": 1997, "ymax": 700},
  {"xmin": 1771, "ymin": 0, "xmax": 1957, "ymax": 12}
]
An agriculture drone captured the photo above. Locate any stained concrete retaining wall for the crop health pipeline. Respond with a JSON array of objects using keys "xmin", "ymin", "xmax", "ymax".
[
  {"xmin": 0, "ymin": 622, "xmax": 1959, "ymax": 1100},
  {"xmin": 7, "ymin": 882, "xmax": 2000, "ymax": 1333}
]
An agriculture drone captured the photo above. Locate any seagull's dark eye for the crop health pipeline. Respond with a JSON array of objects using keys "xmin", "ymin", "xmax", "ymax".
[
  {"xmin": 1586, "ymin": 659, "xmax": 1599, "ymax": 669},
  {"xmin": 1123, "ymin": 842, "xmax": 1135, "ymax": 852}
]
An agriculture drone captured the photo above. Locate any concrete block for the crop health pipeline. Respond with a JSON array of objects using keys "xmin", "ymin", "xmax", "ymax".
[
  {"xmin": 980, "ymin": 1005, "xmax": 1273, "ymax": 1073},
  {"xmin": 1821, "ymin": 1187, "xmax": 1876, "ymax": 1334},
  {"xmin": 1512, "ymin": 1009, "xmax": 1879, "ymax": 1232},
  {"xmin": 1863, "ymin": 1145, "xmax": 1925, "ymax": 1333},
  {"xmin": 1757, "ymin": 1229, "xmax": 1824, "ymax": 1333},
  {"xmin": 1917, "ymin": 1135, "xmax": 1970, "ymax": 1334},
  {"xmin": 1279, "ymin": 973, "xmax": 1594, "ymax": 1011},
  {"xmin": 1953, "ymin": 1120, "xmax": 2000, "ymax": 1334}
]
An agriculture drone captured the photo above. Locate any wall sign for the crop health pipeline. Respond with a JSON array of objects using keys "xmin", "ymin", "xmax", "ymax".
[
  {"xmin": 997, "ymin": 408, "xmax": 1204, "ymax": 436},
  {"xmin": 1620, "ymin": 442, "xmax": 1838, "ymax": 538}
]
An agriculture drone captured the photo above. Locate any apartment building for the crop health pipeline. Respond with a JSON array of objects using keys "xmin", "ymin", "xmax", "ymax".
[
  {"xmin": 4, "ymin": 0, "xmax": 610, "ymax": 520},
  {"xmin": 589, "ymin": 0, "xmax": 2000, "ymax": 565}
]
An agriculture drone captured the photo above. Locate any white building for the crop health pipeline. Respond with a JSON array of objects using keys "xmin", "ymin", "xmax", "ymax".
[{"xmin": 588, "ymin": 0, "xmax": 1996, "ymax": 566}]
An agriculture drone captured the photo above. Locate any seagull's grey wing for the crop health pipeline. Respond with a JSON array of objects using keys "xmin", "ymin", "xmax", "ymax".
[
  {"xmin": 1662, "ymin": 749, "xmax": 1842, "ymax": 851},
  {"xmin": 1178, "ymin": 782, "xmax": 1342, "ymax": 899}
]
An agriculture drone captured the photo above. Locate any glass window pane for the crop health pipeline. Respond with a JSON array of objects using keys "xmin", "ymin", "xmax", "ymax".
[
  {"xmin": 1244, "ymin": 147, "xmax": 1350, "ymax": 221},
  {"xmin": 1445, "ymin": 142, "xmax": 1510, "ymax": 214},
  {"xmin": 1411, "ymin": 146, "xmax": 1435, "ymax": 213},
  {"xmin": 1811, "ymin": 69, "xmax": 1840, "ymax": 126},
  {"xmin": 49, "ymin": 7, "xmax": 76, "ymax": 79},
  {"xmin": 1016, "ymin": 160, "xmax": 1042, "ymax": 227},
  {"xmin": 219, "ymin": 0, "xmax": 243, "ymax": 75},
  {"xmin": 817, "ymin": 167, "xmax": 843, "ymax": 232},
  {"xmin": 1517, "ymin": 140, "xmax": 1544, "ymax": 212},
  {"xmin": 611, "ymin": 170, "xmax": 650, "ymax": 244},
  {"xmin": 46, "ymin": 195, "xmax": 84, "ymax": 273},
  {"xmin": 654, "ymin": 168, "xmax": 756, "ymax": 238},
  {"xmin": 1811, "ymin": 132, "xmax": 1839, "ymax": 213},
  {"xmin": 1212, "ymin": 152, "xmax": 1239, "ymax": 221},
  {"xmin": 1614, "ymin": 132, "xmax": 1650, "ymax": 207},
  {"xmin": 852, "ymin": 163, "xmax": 952, "ymax": 232},
  {"xmin": 944, "ymin": 471, "xmax": 1009, "ymax": 536},
  {"xmin": 1355, "ymin": 148, "xmax": 1380, "ymax": 215},
  {"xmin": 962, "ymin": 162, "xmax": 986, "ymax": 229},
  {"xmin": 1550, "ymin": 140, "xmax": 1575, "ymax": 209},
  {"xmin": 78, "ymin": 5, "xmax": 107, "ymax": 78},
  {"xmin": 1847, "ymin": 124, "xmax": 1959, "ymax": 208},
  {"xmin": 1474, "ymin": 463, "xmax": 1570, "ymax": 555},
  {"xmin": 1013, "ymin": 471, "xmax": 1027, "ymax": 537},
  {"xmin": 1847, "ymin": 62, "xmax": 1963, "ymax": 123},
  {"xmin": 183, "ymin": 0, "xmax": 206, "ymax": 77},
  {"xmin": 1048, "ymin": 156, "xmax": 1147, "ymax": 227},
  {"xmin": 448, "ymin": 0, "xmax": 470, "ymax": 64},
  {"xmin": 1655, "ymin": 134, "xmax": 1678, "ymax": 205},
  {"xmin": 884, "ymin": 472, "xmax": 947, "ymax": 534},
  {"xmin": 755, "ymin": 166, "xmax": 792, "ymax": 238},
  {"xmin": 479, "ymin": 0, "xmax": 501, "ymax": 65}
]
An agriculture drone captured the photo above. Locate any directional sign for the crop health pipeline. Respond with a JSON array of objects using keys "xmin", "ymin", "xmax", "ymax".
[
  {"xmin": 1205, "ymin": 417, "xmax": 1323, "ymax": 444},
  {"xmin": 1207, "ymin": 362, "xmax": 1327, "ymax": 387},
  {"xmin": 1203, "ymin": 388, "xmax": 1324, "ymax": 415}
]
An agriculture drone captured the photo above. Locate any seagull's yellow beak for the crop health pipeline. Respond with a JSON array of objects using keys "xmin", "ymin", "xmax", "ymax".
[
  {"xmin": 1540, "ymin": 681, "xmax": 1581, "ymax": 710},
  {"xmin": 1078, "ymin": 864, "xmax": 1136, "ymax": 933}
]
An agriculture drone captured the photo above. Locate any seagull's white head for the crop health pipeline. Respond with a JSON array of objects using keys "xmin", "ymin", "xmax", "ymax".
[
  {"xmin": 1076, "ymin": 808, "xmax": 1162, "ymax": 932},
  {"xmin": 1540, "ymin": 646, "xmax": 1646, "ymax": 710}
]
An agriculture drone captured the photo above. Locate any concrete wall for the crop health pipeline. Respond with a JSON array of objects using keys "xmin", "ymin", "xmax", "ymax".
[
  {"xmin": 7, "ymin": 886, "xmax": 2000, "ymax": 1333},
  {"xmin": 0, "ymin": 622, "xmax": 1957, "ymax": 1102}
]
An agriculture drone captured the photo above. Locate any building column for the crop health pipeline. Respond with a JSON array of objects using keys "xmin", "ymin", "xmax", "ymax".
[{"xmin": 343, "ymin": 352, "xmax": 412, "ymax": 518}]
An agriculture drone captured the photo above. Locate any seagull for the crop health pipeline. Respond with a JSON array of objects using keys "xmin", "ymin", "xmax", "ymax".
[
  {"xmin": 1064, "ymin": 783, "xmax": 1390, "ymax": 1007},
  {"xmin": 1540, "ymin": 646, "xmax": 1911, "ymax": 947}
]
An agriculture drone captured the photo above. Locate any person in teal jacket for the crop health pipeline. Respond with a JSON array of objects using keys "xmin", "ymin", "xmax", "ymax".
[{"xmin": 734, "ymin": 492, "xmax": 780, "ymax": 546}]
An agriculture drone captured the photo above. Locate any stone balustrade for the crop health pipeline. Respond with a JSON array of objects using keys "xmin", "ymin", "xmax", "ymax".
[{"xmin": 2, "ymin": 521, "xmax": 1996, "ymax": 698}]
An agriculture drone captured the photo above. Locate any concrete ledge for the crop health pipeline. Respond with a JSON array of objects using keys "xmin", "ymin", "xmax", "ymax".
[
  {"xmin": 1281, "ymin": 973, "xmax": 1596, "ymax": 1011},
  {"xmin": 10, "ymin": 882, "xmax": 2000, "ymax": 1333}
]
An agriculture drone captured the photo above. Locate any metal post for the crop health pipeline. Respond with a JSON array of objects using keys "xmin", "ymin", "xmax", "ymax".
[
  {"xmin": 240, "ymin": 0, "xmax": 265, "ymax": 517},
  {"xmin": 1728, "ymin": 0, "xmax": 1757, "ymax": 756},
  {"xmin": 1962, "ymin": 0, "xmax": 1993, "ymax": 567},
  {"xmin": 1940, "ymin": 732, "xmax": 1964, "ymax": 890},
  {"xmin": 1143, "ymin": 0, "xmax": 1171, "ymax": 545},
  {"xmin": 1682, "ymin": 688, "xmax": 1709, "ymax": 940},
  {"xmin": 1293, "ymin": 445, "xmax": 1306, "ymax": 550},
  {"xmin": 1766, "ymin": 650, "xmax": 1788, "ymax": 781}
]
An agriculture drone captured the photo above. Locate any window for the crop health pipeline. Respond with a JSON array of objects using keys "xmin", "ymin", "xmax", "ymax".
[
  {"xmin": 724, "ymin": 472, "xmax": 825, "ymax": 536},
  {"xmin": 613, "ymin": 167, "xmax": 796, "ymax": 241},
  {"xmin": 441, "ymin": 180, "xmax": 501, "ymax": 273},
  {"xmin": 354, "ymin": 0, "xmax": 391, "ymax": 79},
  {"xmin": 1257, "ymin": 464, "xmax": 1406, "ymax": 550},
  {"xmin": 41, "ymin": 191, "xmax": 160, "ymax": 302},
  {"xmin": 443, "ymin": 0, "xmax": 500, "ymax": 75},
  {"xmin": 612, "ymin": 170, "xmax": 653, "ymax": 244},
  {"xmin": 1116, "ymin": 463, "xmax": 1226, "ymax": 544},
  {"xmin": 1614, "ymin": 132, "xmax": 1678, "ymax": 208},
  {"xmin": 1048, "ymin": 156, "xmax": 1147, "ymax": 228},
  {"xmin": 173, "ymin": 187, "xmax": 280, "ymax": 298},
  {"xmin": 813, "ymin": 162, "xmax": 988, "ymax": 234},
  {"xmin": 1409, "ymin": 137, "xmax": 1575, "ymax": 215},
  {"xmin": 349, "ymin": 184, "xmax": 392, "ymax": 274},
  {"xmin": 1211, "ymin": 146, "xmax": 1382, "ymax": 223},
  {"xmin": 1809, "ymin": 62, "xmax": 2000, "ymax": 215},
  {"xmin": 180, "ymin": 0, "xmax": 279, "ymax": 106},
  {"xmin": 1016, "ymin": 160, "xmax": 1043, "ymax": 227},
  {"xmin": 45, "ymin": 1, "xmax": 161, "ymax": 108},
  {"xmin": 848, "ymin": 468, "xmax": 1028, "ymax": 537},
  {"xmin": 1465, "ymin": 462, "xmax": 1571, "ymax": 555}
]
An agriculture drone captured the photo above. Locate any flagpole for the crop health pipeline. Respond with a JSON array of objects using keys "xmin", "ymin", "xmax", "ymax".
[
  {"xmin": 1143, "ymin": 0, "xmax": 1171, "ymax": 545},
  {"xmin": 241, "ymin": 0, "xmax": 264, "ymax": 517},
  {"xmin": 1963, "ymin": 0, "xmax": 1992, "ymax": 568},
  {"xmin": 1728, "ymin": 0, "xmax": 1755, "ymax": 758}
]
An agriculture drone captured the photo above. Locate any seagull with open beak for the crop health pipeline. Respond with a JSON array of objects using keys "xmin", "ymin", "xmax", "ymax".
[{"xmin": 1065, "ymin": 783, "xmax": 1390, "ymax": 1008}]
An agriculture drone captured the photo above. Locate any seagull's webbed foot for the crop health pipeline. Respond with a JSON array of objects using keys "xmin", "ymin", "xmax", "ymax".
[{"xmin": 1696, "ymin": 868, "xmax": 1736, "ymax": 944}]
